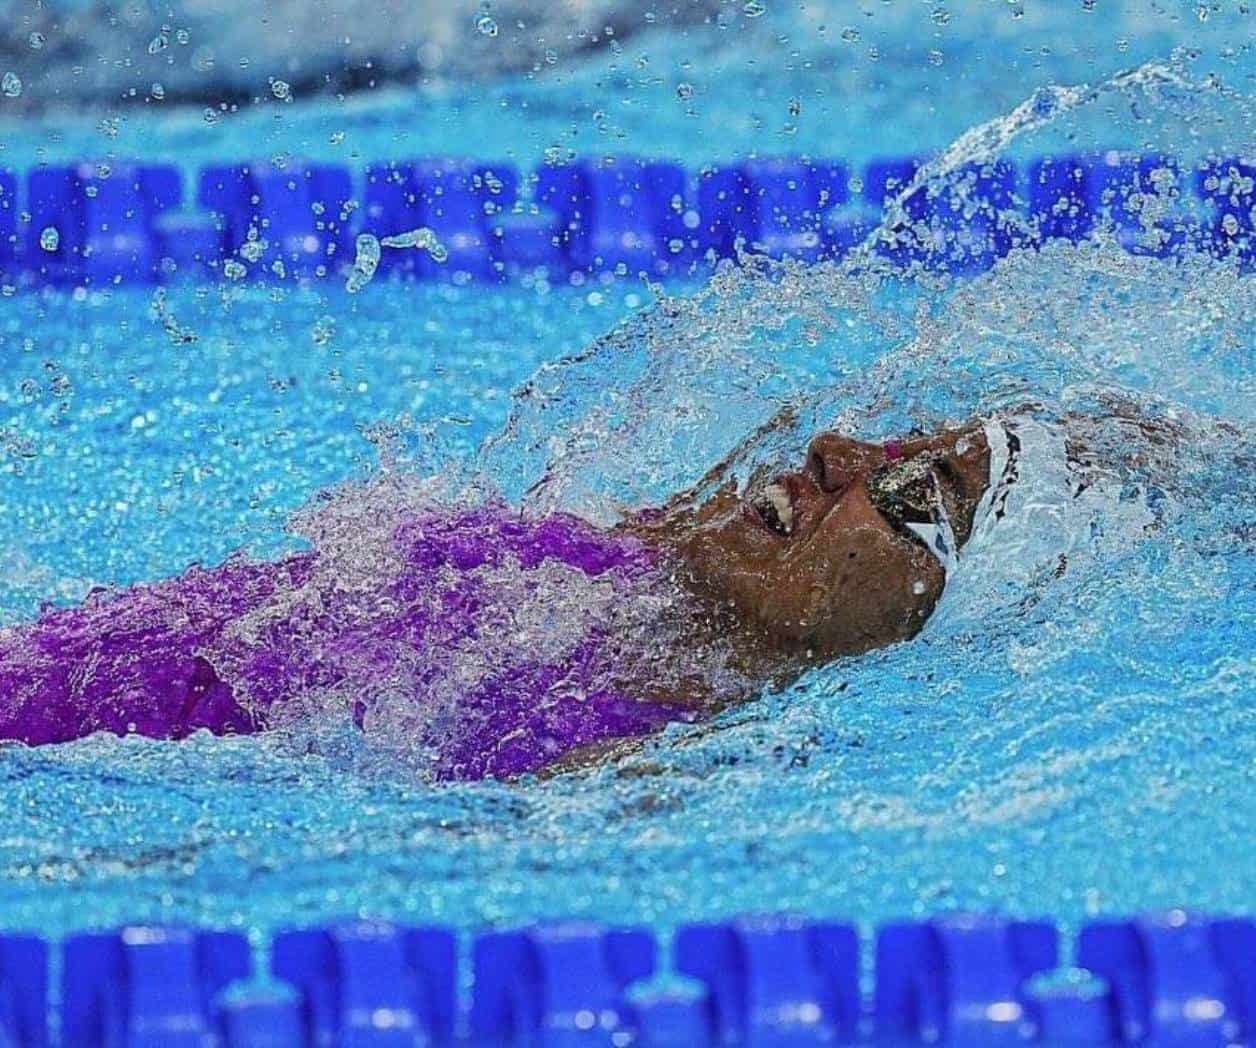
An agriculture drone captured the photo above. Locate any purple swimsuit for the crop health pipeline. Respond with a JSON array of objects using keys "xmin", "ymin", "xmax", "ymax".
[{"xmin": 0, "ymin": 508, "xmax": 687, "ymax": 779}]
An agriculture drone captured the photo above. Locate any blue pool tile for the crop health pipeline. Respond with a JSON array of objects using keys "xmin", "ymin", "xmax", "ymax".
[
  {"xmin": 0, "ymin": 933, "xmax": 48, "ymax": 1046},
  {"xmin": 492, "ymin": 204, "xmax": 565, "ymax": 274},
  {"xmin": 862, "ymin": 156, "xmax": 924, "ymax": 267},
  {"xmin": 625, "ymin": 985, "xmax": 713, "ymax": 1047},
  {"xmin": 242, "ymin": 162, "xmax": 354, "ymax": 279},
  {"xmin": 1076, "ymin": 911, "xmax": 1256, "ymax": 1046},
  {"xmin": 646, "ymin": 160, "xmax": 694, "ymax": 272},
  {"xmin": 363, "ymin": 161, "xmax": 421, "ymax": 276},
  {"xmin": 271, "ymin": 919, "xmax": 457, "ymax": 1046},
  {"xmin": 196, "ymin": 164, "xmax": 255, "ymax": 264},
  {"xmin": 864, "ymin": 156, "xmax": 924, "ymax": 209},
  {"xmin": 26, "ymin": 165, "xmax": 83, "ymax": 284},
  {"xmin": 1024, "ymin": 978, "xmax": 1119, "ymax": 1046},
  {"xmin": 153, "ymin": 212, "xmax": 221, "ymax": 279},
  {"xmin": 810, "ymin": 159, "xmax": 851, "ymax": 213},
  {"xmin": 823, "ymin": 208, "xmax": 880, "ymax": 258},
  {"xmin": 578, "ymin": 157, "xmax": 682, "ymax": 276},
  {"xmin": 62, "ymin": 925, "xmax": 251, "ymax": 1048},
  {"xmin": 217, "ymin": 989, "xmax": 306, "ymax": 1047},
  {"xmin": 875, "ymin": 913, "xmax": 1058, "ymax": 1043},
  {"xmin": 1028, "ymin": 153, "xmax": 1094, "ymax": 244},
  {"xmin": 470, "ymin": 921, "xmax": 656, "ymax": 1045},
  {"xmin": 1094, "ymin": 152, "xmax": 1192, "ymax": 259},
  {"xmin": 536, "ymin": 162, "xmax": 592, "ymax": 270},
  {"xmin": 0, "ymin": 169, "xmax": 17, "ymax": 280},
  {"xmin": 694, "ymin": 164, "xmax": 757, "ymax": 260},
  {"xmin": 674, "ymin": 915, "xmax": 859, "ymax": 1045},
  {"xmin": 412, "ymin": 158, "xmax": 497, "ymax": 280},
  {"xmin": 1195, "ymin": 156, "xmax": 1255, "ymax": 263},
  {"xmin": 742, "ymin": 157, "xmax": 826, "ymax": 262},
  {"xmin": 74, "ymin": 162, "xmax": 184, "ymax": 284},
  {"xmin": 474, "ymin": 162, "xmax": 520, "ymax": 219}
]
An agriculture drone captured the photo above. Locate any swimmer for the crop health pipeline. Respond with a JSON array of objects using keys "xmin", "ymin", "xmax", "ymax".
[{"xmin": 0, "ymin": 403, "xmax": 1176, "ymax": 778}]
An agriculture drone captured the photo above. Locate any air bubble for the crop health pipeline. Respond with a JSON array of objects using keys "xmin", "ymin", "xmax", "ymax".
[
  {"xmin": 270, "ymin": 79, "xmax": 291, "ymax": 101},
  {"xmin": 148, "ymin": 32, "xmax": 169, "ymax": 55},
  {"xmin": 39, "ymin": 227, "xmax": 59, "ymax": 252},
  {"xmin": 475, "ymin": 12, "xmax": 499, "ymax": 37},
  {"xmin": 28, "ymin": 32, "xmax": 45, "ymax": 50},
  {"xmin": 676, "ymin": 82, "xmax": 694, "ymax": 100},
  {"xmin": 222, "ymin": 259, "xmax": 246, "ymax": 281},
  {"xmin": 743, "ymin": 0, "xmax": 767, "ymax": 16},
  {"xmin": 2, "ymin": 72, "xmax": 22, "ymax": 98}
]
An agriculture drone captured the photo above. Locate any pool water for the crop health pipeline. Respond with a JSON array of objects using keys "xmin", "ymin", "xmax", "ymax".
[{"xmin": 0, "ymin": 3, "xmax": 1253, "ymax": 945}]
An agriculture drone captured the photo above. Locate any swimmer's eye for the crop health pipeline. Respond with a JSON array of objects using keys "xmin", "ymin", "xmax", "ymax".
[{"xmin": 867, "ymin": 457, "xmax": 940, "ymax": 527}]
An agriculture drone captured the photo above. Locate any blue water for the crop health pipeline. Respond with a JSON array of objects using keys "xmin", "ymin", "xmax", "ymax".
[{"xmin": 0, "ymin": 4, "xmax": 1253, "ymax": 944}]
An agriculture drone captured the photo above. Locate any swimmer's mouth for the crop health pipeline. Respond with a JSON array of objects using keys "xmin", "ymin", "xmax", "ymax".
[{"xmin": 752, "ymin": 482, "xmax": 795, "ymax": 537}]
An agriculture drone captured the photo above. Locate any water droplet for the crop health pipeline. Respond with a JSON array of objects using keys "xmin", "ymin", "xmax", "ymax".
[
  {"xmin": 475, "ymin": 12, "xmax": 499, "ymax": 37},
  {"xmin": 270, "ymin": 79, "xmax": 291, "ymax": 101},
  {"xmin": 28, "ymin": 32, "xmax": 45, "ymax": 49},
  {"xmin": 676, "ymin": 82, "xmax": 694, "ymax": 100},
  {"xmin": 239, "ymin": 238, "xmax": 264, "ymax": 263},
  {"xmin": 346, "ymin": 233, "xmax": 381, "ymax": 293},
  {"xmin": 148, "ymin": 32, "xmax": 169, "ymax": 54},
  {"xmin": 2, "ymin": 72, "xmax": 22, "ymax": 98},
  {"xmin": 743, "ymin": 0, "xmax": 767, "ymax": 16},
  {"xmin": 381, "ymin": 226, "xmax": 448, "ymax": 262},
  {"xmin": 39, "ymin": 227, "xmax": 59, "ymax": 252},
  {"xmin": 311, "ymin": 315, "xmax": 336, "ymax": 346},
  {"xmin": 912, "ymin": 580, "xmax": 927, "ymax": 595}
]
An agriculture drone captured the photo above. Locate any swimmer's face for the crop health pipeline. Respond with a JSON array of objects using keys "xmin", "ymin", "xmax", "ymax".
[{"xmin": 673, "ymin": 426, "xmax": 990, "ymax": 658}]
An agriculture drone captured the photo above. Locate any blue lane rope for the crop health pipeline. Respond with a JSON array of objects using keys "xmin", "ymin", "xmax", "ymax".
[
  {"xmin": 0, "ymin": 153, "xmax": 1251, "ymax": 290},
  {"xmin": 5, "ymin": 910, "xmax": 1253, "ymax": 1044}
]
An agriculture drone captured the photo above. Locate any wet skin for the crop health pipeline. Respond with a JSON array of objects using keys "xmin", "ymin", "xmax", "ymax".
[{"xmin": 641, "ymin": 422, "xmax": 992, "ymax": 663}]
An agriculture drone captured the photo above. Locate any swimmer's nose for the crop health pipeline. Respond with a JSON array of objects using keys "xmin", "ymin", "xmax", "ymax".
[{"xmin": 806, "ymin": 431, "xmax": 882, "ymax": 494}]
